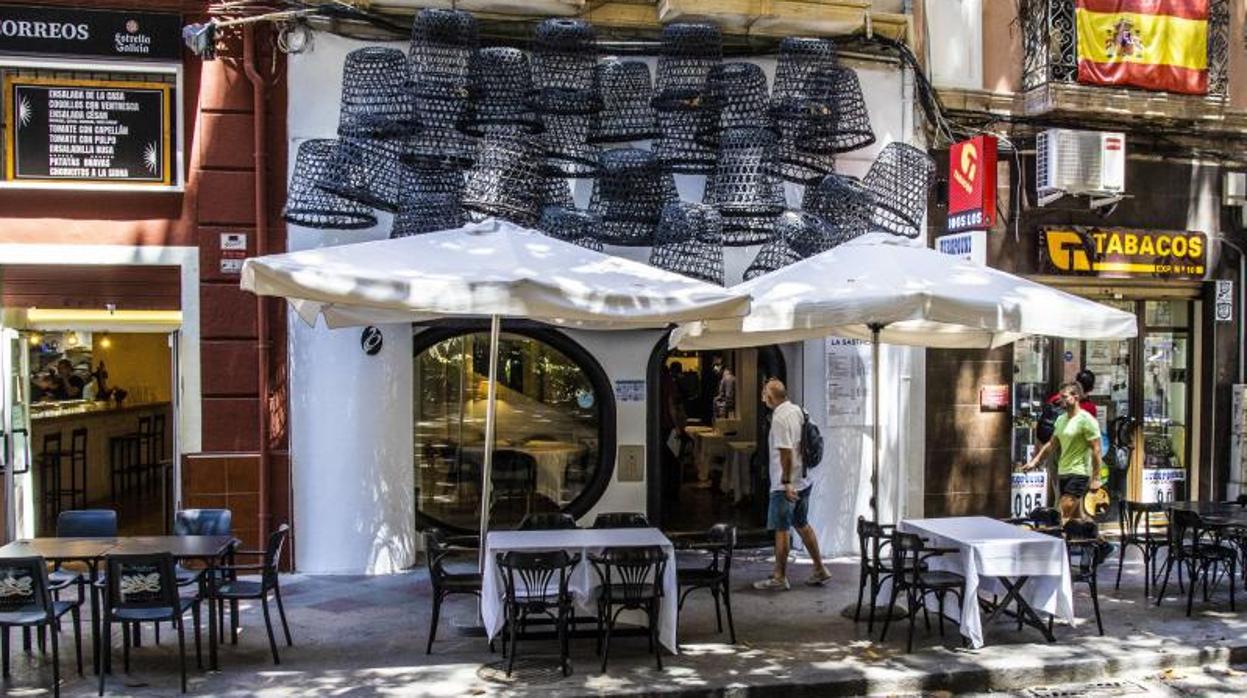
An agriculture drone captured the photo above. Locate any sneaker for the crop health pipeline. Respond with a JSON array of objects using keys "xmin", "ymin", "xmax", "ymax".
[
  {"xmin": 752, "ymin": 576, "xmax": 790, "ymax": 591},
  {"xmin": 805, "ymin": 568, "xmax": 832, "ymax": 586}
]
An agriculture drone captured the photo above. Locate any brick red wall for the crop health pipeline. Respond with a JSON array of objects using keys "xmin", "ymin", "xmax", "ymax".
[{"xmin": 0, "ymin": 1, "xmax": 291, "ymax": 559}]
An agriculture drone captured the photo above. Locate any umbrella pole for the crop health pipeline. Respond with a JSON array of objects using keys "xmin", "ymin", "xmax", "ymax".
[
  {"xmin": 478, "ymin": 314, "xmax": 502, "ymax": 573},
  {"xmin": 870, "ymin": 325, "xmax": 881, "ymax": 524}
]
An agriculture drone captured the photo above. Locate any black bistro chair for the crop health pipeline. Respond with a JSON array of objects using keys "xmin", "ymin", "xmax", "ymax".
[
  {"xmin": 1062, "ymin": 519, "xmax": 1106, "ymax": 635},
  {"xmin": 518, "ymin": 512, "xmax": 578, "ymax": 530},
  {"xmin": 98, "ymin": 552, "xmax": 201, "ymax": 695},
  {"xmin": 592, "ymin": 512, "xmax": 650, "ymax": 529},
  {"xmin": 210, "ymin": 524, "xmax": 293, "ymax": 664},
  {"xmin": 425, "ymin": 528, "xmax": 483, "ymax": 654},
  {"xmin": 879, "ymin": 531, "xmax": 965, "ymax": 653},
  {"xmin": 496, "ymin": 550, "xmax": 579, "ymax": 677},
  {"xmin": 0, "ymin": 556, "xmax": 83, "ymax": 697},
  {"xmin": 1116, "ymin": 500, "xmax": 1167, "ymax": 596},
  {"xmin": 1157, "ymin": 509, "xmax": 1237, "ymax": 616},
  {"xmin": 591, "ymin": 546, "xmax": 667, "ymax": 672},
  {"xmin": 853, "ymin": 516, "xmax": 897, "ymax": 633},
  {"xmin": 674, "ymin": 523, "xmax": 737, "ymax": 643}
]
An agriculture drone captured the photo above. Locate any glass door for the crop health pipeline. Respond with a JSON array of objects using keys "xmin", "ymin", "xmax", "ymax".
[
  {"xmin": 1140, "ymin": 301, "xmax": 1191, "ymax": 503},
  {"xmin": 1, "ymin": 328, "xmax": 34, "ymax": 542}
]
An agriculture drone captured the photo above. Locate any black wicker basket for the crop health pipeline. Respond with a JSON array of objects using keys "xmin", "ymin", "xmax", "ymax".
[
  {"xmin": 649, "ymin": 201, "xmax": 725, "ymax": 285},
  {"xmin": 536, "ymin": 206, "xmax": 604, "ymax": 251},
  {"xmin": 800, "ymin": 65, "xmax": 875, "ymax": 155},
  {"xmin": 708, "ymin": 127, "xmax": 785, "ymax": 218},
  {"xmin": 862, "ymin": 142, "xmax": 935, "ymax": 238},
  {"xmin": 771, "ymin": 37, "xmax": 838, "ymax": 100},
  {"xmin": 462, "ymin": 47, "xmax": 542, "ymax": 136},
  {"xmin": 654, "ymin": 108, "xmax": 716, "ymax": 174},
  {"xmin": 588, "ymin": 147, "xmax": 676, "ymax": 246},
  {"xmin": 403, "ymin": 80, "xmax": 477, "ymax": 170},
  {"xmin": 337, "ymin": 47, "xmax": 419, "ymax": 139},
  {"xmin": 590, "ymin": 60, "xmax": 657, "ymax": 144},
  {"xmin": 318, "ymin": 135, "xmax": 403, "ymax": 212},
  {"xmin": 461, "ymin": 132, "xmax": 544, "ymax": 225},
  {"xmin": 391, "ymin": 192, "xmax": 464, "ymax": 238},
  {"xmin": 652, "ymin": 23, "xmax": 721, "ymax": 112},
  {"xmin": 532, "ymin": 18, "xmax": 600, "ymax": 111},
  {"xmin": 538, "ymin": 175, "xmax": 575, "ymax": 209},
  {"xmin": 284, "ymin": 139, "xmax": 378, "ymax": 230},
  {"xmin": 539, "ymin": 105, "xmax": 599, "ymax": 177},
  {"xmin": 409, "ymin": 8, "xmax": 478, "ymax": 87},
  {"xmin": 803, "ymin": 173, "xmax": 874, "ymax": 244},
  {"xmin": 743, "ymin": 210, "xmax": 829, "ymax": 279},
  {"xmin": 696, "ymin": 62, "xmax": 771, "ymax": 147}
]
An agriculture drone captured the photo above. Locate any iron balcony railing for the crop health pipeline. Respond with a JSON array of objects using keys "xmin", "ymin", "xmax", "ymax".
[{"xmin": 1020, "ymin": 0, "xmax": 1230, "ymax": 102}]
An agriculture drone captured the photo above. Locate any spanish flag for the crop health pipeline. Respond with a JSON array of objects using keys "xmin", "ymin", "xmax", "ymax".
[{"xmin": 1076, "ymin": 0, "xmax": 1209, "ymax": 95}]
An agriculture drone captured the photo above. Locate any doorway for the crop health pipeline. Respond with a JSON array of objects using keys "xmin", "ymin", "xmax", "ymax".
[
  {"xmin": 2, "ymin": 326, "xmax": 180, "ymax": 539},
  {"xmin": 647, "ymin": 339, "xmax": 786, "ymax": 535}
]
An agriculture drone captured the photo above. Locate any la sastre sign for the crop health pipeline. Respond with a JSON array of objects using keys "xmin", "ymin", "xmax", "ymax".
[{"xmin": 1039, "ymin": 227, "xmax": 1207, "ymax": 279}]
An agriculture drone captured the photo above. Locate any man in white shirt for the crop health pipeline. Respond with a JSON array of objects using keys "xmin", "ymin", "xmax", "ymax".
[{"xmin": 753, "ymin": 379, "xmax": 831, "ymax": 590}]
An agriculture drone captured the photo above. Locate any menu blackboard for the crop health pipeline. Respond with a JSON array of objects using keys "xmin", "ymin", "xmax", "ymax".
[{"xmin": 4, "ymin": 77, "xmax": 172, "ymax": 186}]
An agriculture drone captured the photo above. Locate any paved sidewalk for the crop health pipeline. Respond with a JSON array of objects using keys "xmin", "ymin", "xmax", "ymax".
[{"xmin": 5, "ymin": 549, "xmax": 1247, "ymax": 696}]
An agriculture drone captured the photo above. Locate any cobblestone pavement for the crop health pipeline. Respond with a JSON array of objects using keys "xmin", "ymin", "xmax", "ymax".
[{"xmin": 3, "ymin": 548, "xmax": 1246, "ymax": 696}]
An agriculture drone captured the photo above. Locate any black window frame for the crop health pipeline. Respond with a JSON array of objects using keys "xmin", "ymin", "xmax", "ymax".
[{"xmin": 411, "ymin": 320, "xmax": 617, "ymax": 533}]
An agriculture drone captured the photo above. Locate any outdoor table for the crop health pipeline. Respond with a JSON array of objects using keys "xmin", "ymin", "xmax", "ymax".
[
  {"xmin": 721, "ymin": 441, "xmax": 755, "ymax": 503},
  {"xmin": 0, "ymin": 534, "xmax": 235, "ymax": 673},
  {"xmin": 481, "ymin": 527, "xmax": 679, "ymax": 653},
  {"xmin": 1167, "ymin": 500, "xmax": 1247, "ymax": 522},
  {"xmin": 898, "ymin": 516, "xmax": 1074, "ymax": 648}
]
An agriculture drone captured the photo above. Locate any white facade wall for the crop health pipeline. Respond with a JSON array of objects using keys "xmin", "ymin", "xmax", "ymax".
[{"xmin": 287, "ymin": 32, "xmax": 925, "ymax": 573}]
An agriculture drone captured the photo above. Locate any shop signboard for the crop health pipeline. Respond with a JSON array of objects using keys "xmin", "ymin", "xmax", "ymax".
[
  {"xmin": 1011, "ymin": 470, "xmax": 1048, "ymax": 518},
  {"xmin": 1039, "ymin": 226, "xmax": 1207, "ymax": 280},
  {"xmin": 3, "ymin": 76, "xmax": 172, "ymax": 186},
  {"xmin": 979, "ymin": 383, "xmax": 1010, "ymax": 411},
  {"xmin": 1141, "ymin": 467, "xmax": 1185, "ymax": 504},
  {"xmin": 0, "ymin": 6, "xmax": 182, "ymax": 61},
  {"xmin": 947, "ymin": 134, "xmax": 997, "ymax": 232},
  {"xmin": 936, "ymin": 230, "xmax": 987, "ymax": 266}
]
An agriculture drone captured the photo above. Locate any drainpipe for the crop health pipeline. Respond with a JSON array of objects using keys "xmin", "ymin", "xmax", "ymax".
[{"xmin": 243, "ymin": 26, "xmax": 272, "ymax": 546}]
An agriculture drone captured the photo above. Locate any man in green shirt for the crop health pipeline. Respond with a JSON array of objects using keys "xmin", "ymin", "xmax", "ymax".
[{"xmin": 1025, "ymin": 381, "xmax": 1104, "ymax": 522}]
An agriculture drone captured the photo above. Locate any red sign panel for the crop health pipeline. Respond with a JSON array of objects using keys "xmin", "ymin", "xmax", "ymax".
[
  {"xmin": 979, "ymin": 384, "xmax": 1010, "ymax": 411},
  {"xmin": 947, "ymin": 135, "xmax": 998, "ymax": 232}
]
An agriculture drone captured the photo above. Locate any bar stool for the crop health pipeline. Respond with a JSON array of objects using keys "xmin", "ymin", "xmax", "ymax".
[
  {"xmin": 109, "ymin": 435, "xmax": 140, "ymax": 503},
  {"xmin": 61, "ymin": 428, "xmax": 88, "ymax": 509},
  {"xmin": 136, "ymin": 416, "xmax": 155, "ymax": 492},
  {"xmin": 147, "ymin": 413, "xmax": 169, "ymax": 489}
]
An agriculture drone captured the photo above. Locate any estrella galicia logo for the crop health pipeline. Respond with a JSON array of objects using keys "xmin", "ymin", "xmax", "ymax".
[{"xmin": 360, "ymin": 326, "xmax": 383, "ymax": 356}]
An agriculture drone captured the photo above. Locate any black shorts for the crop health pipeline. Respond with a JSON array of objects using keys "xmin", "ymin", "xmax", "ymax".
[{"xmin": 1060, "ymin": 475, "xmax": 1089, "ymax": 498}]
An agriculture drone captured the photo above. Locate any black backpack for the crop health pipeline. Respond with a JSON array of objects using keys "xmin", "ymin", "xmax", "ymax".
[
  {"xmin": 800, "ymin": 409, "xmax": 824, "ymax": 476},
  {"xmin": 1036, "ymin": 401, "xmax": 1062, "ymax": 444}
]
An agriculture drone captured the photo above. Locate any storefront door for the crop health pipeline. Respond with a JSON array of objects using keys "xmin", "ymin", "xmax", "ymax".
[
  {"xmin": 1012, "ymin": 300, "xmax": 1194, "ymax": 506},
  {"xmin": 1, "ymin": 328, "xmax": 34, "ymax": 541}
]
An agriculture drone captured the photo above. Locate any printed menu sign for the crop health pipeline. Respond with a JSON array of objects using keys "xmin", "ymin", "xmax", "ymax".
[{"xmin": 4, "ymin": 77, "xmax": 172, "ymax": 186}]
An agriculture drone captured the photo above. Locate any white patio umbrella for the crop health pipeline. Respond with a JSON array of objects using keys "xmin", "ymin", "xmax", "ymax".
[
  {"xmin": 241, "ymin": 218, "xmax": 751, "ymax": 564},
  {"xmin": 671, "ymin": 233, "xmax": 1138, "ymax": 522}
]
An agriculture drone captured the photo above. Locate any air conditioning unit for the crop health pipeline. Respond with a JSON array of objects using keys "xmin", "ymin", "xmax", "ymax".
[{"xmin": 1036, "ymin": 129, "xmax": 1126, "ymax": 207}]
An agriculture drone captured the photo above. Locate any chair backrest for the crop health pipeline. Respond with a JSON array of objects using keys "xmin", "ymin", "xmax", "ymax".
[
  {"xmin": 857, "ymin": 515, "xmax": 890, "ymax": 566},
  {"xmin": 519, "ymin": 512, "xmax": 578, "ymax": 530},
  {"xmin": 174, "ymin": 509, "xmax": 233, "ymax": 536},
  {"xmin": 1120, "ymin": 499, "xmax": 1163, "ymax": 538},
  {"xmin": 1027, "ymin": 507, "xmax": 1062, "ymax": 529},
  {"xmin": 57, "ymin": 509, "xmax": 118, "ymax": 538},
  {"xmin": 890, "ymin": 531, "xmax": 929, "ymax": 585},
  {"xmin": 491, "ymin": 449, "xmax": 537, "ymax": 493},
  {"xmin": 0, "ymin": 557, "xmax": 53, "ymax": 621},
  {"xmin": 425, "ymin": 527, "xmax": 454, "ymax": 586},
  {"xmin": 69, "ymin": 428, "xmax": 87, "ymax": 456},
  {"xmin": 1063, "ymin": 519, "xmax": 1101, "ymax": 574},
  {"xmin": 497, "ymin": 549, "xmax": 576, "ymax": 605},
  {"xmin": 594, "ymin": 545, "xmax": 666, "ymax": 607},
  {"xmin": 707, "ymin": 522, "xmax": 736, "ymax": 573},
  {"xmin": 104, "ymin": 552, "xmax": 179, "ymax": 613},
  {"xmin": 138, "ymin": 415, "xmax": 153, "ymax": 436},
  {"xmin": 1167, "ymin": 508, "xmax": 1206, "ymax": 552},
  {"xmin": 261, "ymin": 524, "xmax": 290, "ymax": 588},
  {"xmin": 592, "ymin": 512, "xmax": 649, "ymax": 529},
  {"xmin": 41, "ymin": 432, "xmax": 62, "ymax": 460}
]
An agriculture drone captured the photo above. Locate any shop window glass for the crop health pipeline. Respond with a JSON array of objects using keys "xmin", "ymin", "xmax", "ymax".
[
  {"xmin": 414, "ymin": 331, "xmax": 604, "ymax": 530},
  {"xmin": 1011, "ymin": 336, "xmax": 1051, "ymax": 463}
]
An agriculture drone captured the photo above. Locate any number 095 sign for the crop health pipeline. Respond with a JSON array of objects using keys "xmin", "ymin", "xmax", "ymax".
[{"xmin": 1011, "ymin": 470, "xmax": 1048, "ymax": 518}]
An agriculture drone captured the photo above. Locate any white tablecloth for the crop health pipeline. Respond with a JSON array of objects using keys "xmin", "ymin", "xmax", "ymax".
[
  {"xmin": 481, "ymin": 528, "xmax": 679, "ymax": 652},
  {"xmin": 721, "ymin": 441, "xmax": 755, "ymax": 503},
  {"xmin": 898, "ymin": 516, "xmax": 1074, "ymax": 648}
]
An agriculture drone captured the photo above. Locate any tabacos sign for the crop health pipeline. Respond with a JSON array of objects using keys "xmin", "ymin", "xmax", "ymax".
[
  {"xmin": 947, "ymin": 135, "xmax": 997, "ymax": 232},
  {"xmin": 0, "ymin": 6, "xmax": 181, "ymax": 61},
  {"xmin": 1039, "ymin": 226, "xmax": 1207, "ymax": 279}
]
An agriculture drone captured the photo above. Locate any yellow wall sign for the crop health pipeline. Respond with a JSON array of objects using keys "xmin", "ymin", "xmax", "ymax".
[{"xmin": 1039, "ymin": 227, "xmax": 1206, "ymax": 279}]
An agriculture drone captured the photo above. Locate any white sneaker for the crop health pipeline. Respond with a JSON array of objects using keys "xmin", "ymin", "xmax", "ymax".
[
  {"xmin": 805, "ymin": 568, "xmax": 832, "ymax": 586},
  {"xmin": 752, "ymin": 576, "xmax": 790, "ymax": 591}
]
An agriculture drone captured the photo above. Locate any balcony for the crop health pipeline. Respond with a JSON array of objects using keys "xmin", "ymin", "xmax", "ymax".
[{"xmin": 1019, "ymin": 0, "xmax": 1234, "ymax": 123}]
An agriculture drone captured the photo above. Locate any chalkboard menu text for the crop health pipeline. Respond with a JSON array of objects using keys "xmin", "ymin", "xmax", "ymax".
[{"xmin": 4, "ymin": 77, "xmax": 172, "ymax": 186}]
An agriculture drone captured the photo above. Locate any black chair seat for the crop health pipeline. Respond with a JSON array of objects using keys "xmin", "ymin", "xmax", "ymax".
[
  {"xmin": 441, "ymin": 572, "xmax": 483, "ymax": 592},
  {"xmin": 676, "ymin": 567, "xmax": 724, "ymax": 586},
  {"xmin": 919, "ymin": 570, "xmax": 965, "ymax": 588},
  {"xmin": 48, "ymin": 568, "xmax": 81, "ymax": 590},
  {"xmin": 0, "ymin": 600, "xmax": 78, "ymax": 626},
  {"xmin": 112, "ymin": 597, "xmax": 197, "ymax": 623},
  {"xmin": 213, "ymin": 579, "xmax": 265, "ymax": 599}
]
